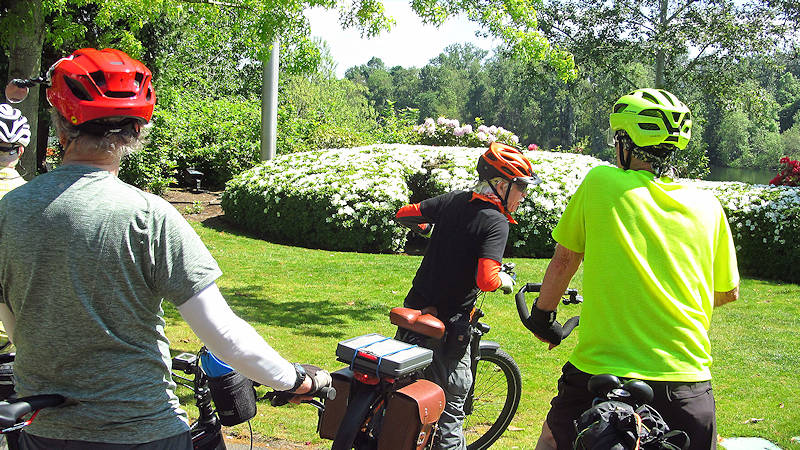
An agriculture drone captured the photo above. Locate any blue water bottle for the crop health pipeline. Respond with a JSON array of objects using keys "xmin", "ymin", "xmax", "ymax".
[{"xmin": 200, "ymin": 350, "xmax": 234, "ymax": 377}]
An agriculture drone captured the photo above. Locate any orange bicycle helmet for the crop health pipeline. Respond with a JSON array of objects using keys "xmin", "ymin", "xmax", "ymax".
[
  {"xmin": 477, "ymin": 142, "xmax": 541, "ymax": 186},
  {"xmin": 46, "ymin": 48, "xmax": 155, "ymax": 129}
]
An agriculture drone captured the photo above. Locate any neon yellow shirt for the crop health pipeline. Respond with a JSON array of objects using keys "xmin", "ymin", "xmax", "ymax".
[
  {"xmin": 553, "ymin": 165, "xmax": 739, "ymax": 382},
  {"xmin": 0, "ymin": 168, "xmax": 25, "ymax": 200}
]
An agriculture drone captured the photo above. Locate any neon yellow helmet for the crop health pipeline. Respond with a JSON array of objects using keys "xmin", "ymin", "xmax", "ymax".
[{"xmin": 609, "ymin": 88, "xmax": 692, "ymax": 150}]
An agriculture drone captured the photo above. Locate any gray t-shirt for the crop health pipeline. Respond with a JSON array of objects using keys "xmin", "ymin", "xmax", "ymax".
[{"xmin": 0, "ymin": 165, "xmax": 222, "ymax": 443}]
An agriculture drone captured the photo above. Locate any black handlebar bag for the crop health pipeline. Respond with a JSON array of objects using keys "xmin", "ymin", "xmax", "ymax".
[{"xmin": 207, "ymin": 369, "xmax": 257, "ymax": 426}]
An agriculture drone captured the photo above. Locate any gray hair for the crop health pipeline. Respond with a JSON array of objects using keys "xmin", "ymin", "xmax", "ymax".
[
  {"xmin": 51, "ymin": 110, "xmax": 150, "ymax": 159},
  {"xmin": 473, "ymin": 177, "xmax": 508, "ymax": 198}
]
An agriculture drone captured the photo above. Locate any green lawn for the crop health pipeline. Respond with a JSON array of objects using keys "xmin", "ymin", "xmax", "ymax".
[{"xmin": 165, "ymin": 220, "xmax": 800, "ymax": 448}]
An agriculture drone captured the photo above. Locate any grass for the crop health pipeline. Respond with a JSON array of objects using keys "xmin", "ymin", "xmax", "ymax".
[{"xmin": 165, "ymin": 219, "xmax": 800, "ymax": 448}]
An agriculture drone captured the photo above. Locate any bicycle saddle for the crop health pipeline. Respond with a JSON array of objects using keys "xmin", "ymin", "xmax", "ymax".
[{"xmin": 390, "ymin": 308, "xmax": 445, "ymax": 339}]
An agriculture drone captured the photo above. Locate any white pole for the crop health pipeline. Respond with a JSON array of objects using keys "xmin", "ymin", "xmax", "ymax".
[{"xmin": 261, "ymin": 36, "xmax": 280, "ymax": 161}]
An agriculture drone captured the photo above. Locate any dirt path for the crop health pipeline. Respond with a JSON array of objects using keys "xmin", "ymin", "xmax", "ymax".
[{"xmin": 162, "ymin": 188, "xmax": 224, "ymax": 221}]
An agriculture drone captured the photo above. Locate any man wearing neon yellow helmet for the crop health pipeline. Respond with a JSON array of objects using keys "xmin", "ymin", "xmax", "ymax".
[{"xmin": 528, "ymin": 89, "xmax": 740, "ymax": 450}]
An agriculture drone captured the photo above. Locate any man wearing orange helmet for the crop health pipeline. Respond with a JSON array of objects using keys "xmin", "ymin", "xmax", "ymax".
[
  {"xmin": 0, "ymin": 49, "xmax": 325, "ymax": 449},
  {"xmin": 394, "ymin": 142, "xmax": 540, "ymax": 449}
]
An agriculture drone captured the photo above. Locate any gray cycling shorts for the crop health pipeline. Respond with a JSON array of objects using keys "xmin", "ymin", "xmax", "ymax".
[{"xmin": 17, "ymin": 430, "xmax": 192, "ymax": 450}]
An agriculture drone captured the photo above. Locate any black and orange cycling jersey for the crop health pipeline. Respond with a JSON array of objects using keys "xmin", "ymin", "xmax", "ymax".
[{"xmin": 396, "ymin": 190, "xmax": 510, "ymax": 320}]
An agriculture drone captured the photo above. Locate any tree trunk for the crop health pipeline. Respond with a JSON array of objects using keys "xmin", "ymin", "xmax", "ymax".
[
  {"xmin": 6, "ymin": 0, "xmax": 44, "ymax": 180},
  {"xmin": 655, "ymin": 0, "xmax": 669, "ymax": 88},
  {"xmin": 561, "ymin": 94, "xmax": 575, "ymax": 150}
]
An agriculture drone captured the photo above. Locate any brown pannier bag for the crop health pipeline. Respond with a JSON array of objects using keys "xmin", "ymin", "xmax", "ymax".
[
  {"xmin": 319, "ymin": 367, "xmax": 354, "ymax": 440},
  {"xmin": 378, "ymin": 379, "xmax": 445, "ymax": 450}
]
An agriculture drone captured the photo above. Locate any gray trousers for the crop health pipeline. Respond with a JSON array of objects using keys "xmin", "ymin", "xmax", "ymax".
[
  {"xmin": 423, "ymin": 338, "xmax": 472, "ymax": 450},
  {"xmin": 17, "ymin": 431, "xmax": 192, "ymax": 450}
]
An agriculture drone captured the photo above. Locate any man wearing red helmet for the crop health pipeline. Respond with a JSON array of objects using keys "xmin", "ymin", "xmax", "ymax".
[
  {"xmin": 394, "ymin": 142, "xmax": 540, "ymax": 449},
  {"xmin": 0, "ymin": 49, "xmax": 324, "ymax": 449}
]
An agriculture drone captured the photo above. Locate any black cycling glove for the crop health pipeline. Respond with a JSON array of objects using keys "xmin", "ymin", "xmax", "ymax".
[{"xmin": 523, "ymin": 299, "xmax": 568, "ymax": 346}]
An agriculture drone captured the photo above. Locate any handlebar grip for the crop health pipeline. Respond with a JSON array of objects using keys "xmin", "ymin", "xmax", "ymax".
[
  {"xmin": 560, "ymin": 316, "xmax": 580, "ymax": 339},
  {"xmin": 515, "ymin": 283, "xmax": 543, "ymax": 321},
  {"xmin": 318, "ymin": 386, "xmax": 336, "ymax": 401},
  {"xmin": 0, "ymin": 395, "xmax": 67, "ymax": 428}
]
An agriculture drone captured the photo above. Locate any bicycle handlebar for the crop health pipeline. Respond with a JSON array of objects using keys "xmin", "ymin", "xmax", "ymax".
[
  {"xmin": 260, "ymin": 385, "xmax": 336, "ymax": 408},
  {"xmin": 0, "ymin": 394, "xmax": 69, "ymax": 430}
]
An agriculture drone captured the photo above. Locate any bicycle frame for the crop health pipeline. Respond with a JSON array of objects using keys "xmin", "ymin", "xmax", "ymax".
[{"xmin": 172, "ymin": 352, "xmax": 226, "ymax": 450}]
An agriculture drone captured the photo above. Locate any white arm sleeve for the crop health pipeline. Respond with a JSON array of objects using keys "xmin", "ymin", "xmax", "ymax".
[
  {"xmin": 0, "ymin": 303, "xmax": 15, "ymax": 344},
  {"xmin": 178, "ymin": 283, "xmax": 296, "ymax": 390}
]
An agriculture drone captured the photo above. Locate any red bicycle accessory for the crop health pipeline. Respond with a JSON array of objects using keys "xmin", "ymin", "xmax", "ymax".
[{"xmin": 46, "ymin": 48, "xmax": 155, "ymax": 126}]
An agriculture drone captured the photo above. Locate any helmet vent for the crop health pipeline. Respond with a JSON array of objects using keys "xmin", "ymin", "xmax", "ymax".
[
  {"xmin": 639, "ymin": 109, "xmax": 661, "ymax": 118},
  {"xmin": 638, "ymin": 123, "xmax": 660, "ymax": 131},
  {"xmin": 106, "ymin": 91, "xmax": 136, "ymax": 98},
  {"xmin": 641, "ymin": 92, "xmax": 659, "ymax": 104},
  {"xmin": 665, "ymin": 136, "xmax": 679, "ymax": 142},
  {"xmin": 64, "ymin": 76, "xmax": 92, "ymax": 101},
  {"xmin": 658, "ymin": 90, "xmax": 675, "ymax": 106},
  {"xmin": 90, "ymin": 71, "xmax": 106, "ymax": 87},
  {"xmin": 613, "ymin": 103, "xmax": 628, "ymax": 113},
  {"xmin": 134, "ymin": 72, "xmax": 144, "ymax": 90},
  {"xmin": 672, "ymin": 112, "xmax": 681, "ymax": 122}
]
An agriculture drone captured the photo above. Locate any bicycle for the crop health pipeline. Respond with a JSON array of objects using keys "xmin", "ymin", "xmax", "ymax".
[
  {"xmin": 0, "ymin": 347, "xmax": 334, "ymax": 450},
  {"xmin": 317, "ymin": 263, "xmax": 583, "ymax": 450}
]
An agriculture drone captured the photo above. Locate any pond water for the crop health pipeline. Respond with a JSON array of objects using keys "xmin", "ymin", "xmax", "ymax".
[{"xmin": 705, "ymin": 166, "xmax": 776, "ymax": 185}]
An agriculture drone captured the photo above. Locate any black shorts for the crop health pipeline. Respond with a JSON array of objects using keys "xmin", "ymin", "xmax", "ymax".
[{"xmin": 546, "ymin": 362, "xmax": 716, "ymax": 450}]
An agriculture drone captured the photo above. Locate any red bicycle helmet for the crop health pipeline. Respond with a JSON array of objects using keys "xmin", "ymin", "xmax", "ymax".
[
  {"xmin": 477, "ymin": 142, "xmax": 541, "ymax": 186},
  {"xmin": 46, "ymin": 48, "xmax": 155, "ymax": 126}
]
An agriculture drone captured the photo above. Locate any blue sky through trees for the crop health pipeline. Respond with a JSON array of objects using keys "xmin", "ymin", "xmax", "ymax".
[{"xmin": 306, "ymin": 1, "xmax": 499, "ymax": 77}]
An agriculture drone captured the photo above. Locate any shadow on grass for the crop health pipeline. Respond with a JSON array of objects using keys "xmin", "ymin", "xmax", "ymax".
[
  {"xmin": 164, "ymin": 284, "xmax": 387, "ymax": 339},
  {"xmin": 200, "ymin": 215, "xmax": 263, "ymax": 241}
]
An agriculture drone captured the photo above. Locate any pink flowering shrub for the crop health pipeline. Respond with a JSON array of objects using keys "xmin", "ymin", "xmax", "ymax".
[{"xmin": 412, "ymin": 117, "xmax": 521, "ymax": 148}]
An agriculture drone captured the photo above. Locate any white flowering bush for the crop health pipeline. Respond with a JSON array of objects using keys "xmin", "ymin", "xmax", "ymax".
[
  {"xmin": 222, "ymin": 144, "xmax": 799, "ymax": 282},
  {"xmin": 687, "ymin": 180, "xmax": 800, "ymax": 282},
  {"xmin": 412, "ymin": 117, "xmax": 521, "ymax": 148},
  {"xmin": 221, "ymin": 144, "xmax": 603, "ymax": 254}
]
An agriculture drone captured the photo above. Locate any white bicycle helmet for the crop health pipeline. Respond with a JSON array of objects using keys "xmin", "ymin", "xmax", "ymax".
[{"xmin": 0, "ymin": 104, "xmax": 30, "ymax": 147}]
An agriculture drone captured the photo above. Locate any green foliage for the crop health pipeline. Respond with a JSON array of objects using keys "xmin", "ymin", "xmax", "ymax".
[
  {"xmin": 184, "ymin": 201, "xmax": 205, "ymax": 215},
  {"xmin": 373, "ymin": 100, "xmax": 420, "ymax": 144},
  {"xmin": 716, "ymin": 109, "xmax": 784, "ymax": 171},
  {"xmin": 118, "ymin": 144, "xmax": 176, "ymax": 195},
  {"xmin": 277, "ymin": 74, "xmax": 378, "ymax": 154},
  {"xmin": 142, "ymin": 95, "xmax": 261, "ymax": 190}
]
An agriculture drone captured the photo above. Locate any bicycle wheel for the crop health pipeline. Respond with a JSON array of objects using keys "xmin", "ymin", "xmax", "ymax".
[{"xmin": 464, "ymin": 347, "xmax": 522, "ymax": 450}]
